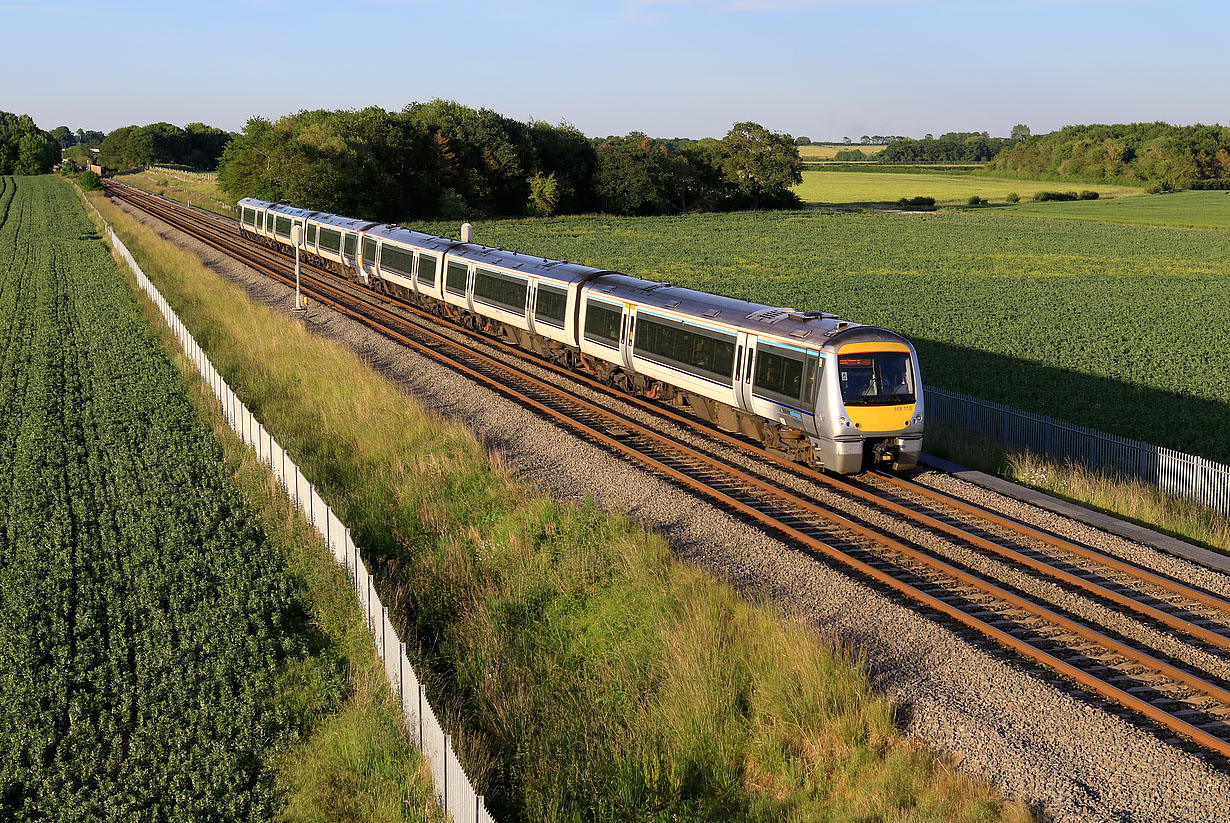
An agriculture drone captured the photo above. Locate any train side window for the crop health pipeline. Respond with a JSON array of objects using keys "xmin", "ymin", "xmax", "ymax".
[
  {"xmin": 306, "ymin": 224, "xmax": 316, "ymax": 244},
  {"xmin": 535, "ymin": 284, "xmax": 567, "ymax": 328},
  {"xmin": 275, "ymin": 215, "xmax": 291, "ymax": 236},
  {"xmin": 242, "ymin": 207, "xmax": 254, "ymax": 225},
  {"xmin": 445, "ymin": 262, "xmax": 468, "ymax": 296},
  {"xmin": 382, "ymin": 244, "xmax": 414, "ymax": 276},
  {"xmin": 343, "ymin": 233, "xmax": 356, "ymax": 259},
  {"xmin": 318, "ymin": 228, "xmax": 341, "ymax": 253},
  {"xmin": 635, "ymin": 314, "xmax": 736, "ymax": 383},
  {"xmin": 362, "ymin": 237, "xmax": 377, "ymax": 263},
  {"xmin": 584, "ymin": 301, "xmax": 622, "ymax": 347},
  {"xmin": 418, "ymin": 254, "xmax": 437, "ymax": 287},
  {"xmin": 473, "ymin": 268, "xmax": 528, "ymax": 313}
]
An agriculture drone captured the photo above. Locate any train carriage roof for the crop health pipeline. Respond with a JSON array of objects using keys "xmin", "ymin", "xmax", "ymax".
[
  {"xmin": 365, "ymin": 223, "xmax": 459, "ymax": 255},
  {"xmin": 587, "ymin": 274, "xmax": 892, "ymax": 348},
  {"xmin": 238, "ymin": 198, "xmax": 327, "ymax": 223},
  {"xmin": 305, "ymin": 211, "xmax": 380, "ymax": 232},
  {"xmin": 447, "ymin": 243, "xmax": 613, "ymax": 286}
]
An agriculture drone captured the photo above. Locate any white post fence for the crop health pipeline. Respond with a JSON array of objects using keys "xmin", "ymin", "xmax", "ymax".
[{"xmin": 89, "ymin": 198, "xmax": 494, "ymax": 823}]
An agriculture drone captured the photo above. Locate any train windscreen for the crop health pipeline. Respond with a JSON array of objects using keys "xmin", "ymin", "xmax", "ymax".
[{"xmin": 838, "ymin": 352, "xmax": 914, "ymax": 405}]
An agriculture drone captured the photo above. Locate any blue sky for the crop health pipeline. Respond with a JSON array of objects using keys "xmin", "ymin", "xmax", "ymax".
[{"xmin": 3, "ymin": 0, "xmax": 1224, "ymax": 140}]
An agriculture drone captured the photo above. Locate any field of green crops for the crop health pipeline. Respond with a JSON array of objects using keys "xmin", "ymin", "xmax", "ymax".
[
  {"xmin": 0, "ymin": 176, "xmax": 316, "ymax": 818},
  {"xmin": 422, "ymin": 208, "xmax": 1230, "ymax": 463},
  {"xmin": 793, "ymin": 170, "xmax": 1143, "ymax": 205},
  {"xmin": 1008, "ymin": 189, "xmax": 1230, "ymax": 229}
]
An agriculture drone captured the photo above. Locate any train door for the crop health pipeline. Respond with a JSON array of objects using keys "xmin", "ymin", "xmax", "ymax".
[
  {"xmin": 359, "ymin": 234, "xmax": 378, "ymax": 285},
  {"xmin": 733, "ymin": 334, "xmax": 756, "ymax": 412},
  {"xmin": 618, "ymin": 304, "xmax": 637, "ymax": 371}
]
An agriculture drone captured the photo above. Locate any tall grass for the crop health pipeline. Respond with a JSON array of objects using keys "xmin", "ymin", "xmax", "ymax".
[
  {"xmin": 88, "ymin": 190, "xmax": 1031, "ymax": 821},
  {"xmin": 926, "ymin": 425, "xmax": 1230, "ymax": 557},
  {"xmin": 85, "ymin": 184, "xmax": 443, "ymax": 822}
]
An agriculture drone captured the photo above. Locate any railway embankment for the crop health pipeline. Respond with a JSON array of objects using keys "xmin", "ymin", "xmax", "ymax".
[{"xmin": 87, "ymin": 186, "xmax": 1035, "ymax": 821}]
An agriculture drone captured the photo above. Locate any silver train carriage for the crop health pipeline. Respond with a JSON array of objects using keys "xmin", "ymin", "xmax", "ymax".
[{"xmin": 236, "ymin": 197, "xmax": 924, "ymax": 472}]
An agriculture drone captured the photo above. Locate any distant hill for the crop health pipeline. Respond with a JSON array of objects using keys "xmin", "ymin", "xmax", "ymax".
[{"xmin": 986, "ymin": 122, "xmax": 1230, "ymax": 189}]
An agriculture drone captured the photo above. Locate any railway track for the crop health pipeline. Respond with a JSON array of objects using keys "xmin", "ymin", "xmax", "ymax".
[{"xmin": 102, "ymin": 179, "xmax": 1230, "ymax": 763}]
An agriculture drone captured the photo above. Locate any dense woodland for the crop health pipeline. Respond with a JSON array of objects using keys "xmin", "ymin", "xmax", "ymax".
[
  {"xmin": 986, "ymin": 123, "xmax": 1230, "ymax": 188},
  {"xmin": 215, "ymin": 101, "xmax": 803, "ymax": 221},
  {"xmin": 0, "ymin": 112, "xmax": 60, "ymax": 175},
  {"xmin": 98, "ymin": 121, "xmax": 231, "ymax": 171}
]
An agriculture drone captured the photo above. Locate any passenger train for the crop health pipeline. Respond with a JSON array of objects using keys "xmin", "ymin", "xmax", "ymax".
[{"xmin": 236, "ymin": 197, "xmax": 923, "ymax": 473}]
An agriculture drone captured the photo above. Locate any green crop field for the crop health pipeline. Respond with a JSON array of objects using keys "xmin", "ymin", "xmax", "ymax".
[
  {"xmin": 0, "ymin": 176, "xmax": 317, "ymax": 818},
  {"xmin": 422, "ymin": 208, "xmax": 1230, "ymax": 463},
  {"xmin": 1008, "ymin": 189, "xmax": 1230, "ymax": 229},
  {"xmin": 793, "ymin": 169, "xmax": 1143, "ymax": 205}
]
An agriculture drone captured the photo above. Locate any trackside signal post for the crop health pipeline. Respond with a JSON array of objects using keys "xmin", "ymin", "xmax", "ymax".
[{"xmin": 291, "ymin": 225, "xmax": 306, "ymax": 312}]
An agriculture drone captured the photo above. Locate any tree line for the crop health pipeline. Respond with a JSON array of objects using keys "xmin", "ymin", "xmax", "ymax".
[
  {"xmin": 986, "ymin": 122, "xmax": 1230, "ymax": 188},
  {"xmin": 98, "ymin": 122, "xmax": 232, "ymax": 171},
  {"xmin": 876, "ymin": 134, "xmax": 1021, "ymax": 164},
  {"xmin": 0, "ymin": 112, "xmax": 60, "ymax": 175},
  {"xmin": 215, "ymin": 101, "xmax": 803, "ymax": 221}
]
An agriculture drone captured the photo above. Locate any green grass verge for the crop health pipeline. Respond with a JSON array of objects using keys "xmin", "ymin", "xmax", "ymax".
[
  {"xmin": 793, "ymin": 170, "xmax": 1141, "ymax": 206},
  {"xmin": 924, "ymin": 423, "xmax": 1230, "ymax": 557},
  {"xmin": 115, "ymin": 168, "xmax": 236, "ymax": 217},
  {"xmin": 86, "ymin": 188, "xmax": 1032, "ymax": 822},
  {"xmin": 73, "ymin": 178, "xmax": 442, "ymax": 822}
]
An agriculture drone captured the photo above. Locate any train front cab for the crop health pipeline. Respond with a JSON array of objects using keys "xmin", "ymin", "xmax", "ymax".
[{"xmin": 813, "ymin": 337, "xmax": 923, "ymax": 473}]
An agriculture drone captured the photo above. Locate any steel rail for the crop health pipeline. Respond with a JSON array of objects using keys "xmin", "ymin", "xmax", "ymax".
[{"xmin": 104, "ymin": 180, "xmax": 1230, "ymax": 758}]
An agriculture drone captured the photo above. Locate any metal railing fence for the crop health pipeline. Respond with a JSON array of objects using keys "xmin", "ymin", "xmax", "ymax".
[{"xmin": 924, "ymin": 386, "xmax": 1230, "ymax": 517}]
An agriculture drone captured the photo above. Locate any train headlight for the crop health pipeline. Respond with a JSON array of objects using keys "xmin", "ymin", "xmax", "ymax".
[
  {"xmin": 839, "ymin": 416, "xmax": 849, "ymax": 427},
  {"xmin": 913, "ymin": 414, "xmax": 923, "ymax": 424}
]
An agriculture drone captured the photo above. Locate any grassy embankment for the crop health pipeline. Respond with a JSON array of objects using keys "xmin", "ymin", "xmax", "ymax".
[
  {"xmin": 115, "ymin": 166, "xmax": 235, "ymax": 217},
  {"xmin": 66, "ymin": 177, "xmax": 443, "ymax": 822},
  {"xmin": 88, "ymin": 185, "xmax": 1031, "ymax": 821},
  {"xmin": 793, "ymin": 170, "xmax": 1142, "ymax": 206}
]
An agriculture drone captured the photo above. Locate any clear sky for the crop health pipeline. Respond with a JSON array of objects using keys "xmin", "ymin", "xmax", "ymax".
[{"xmin": 3, "ymin": 0, "xmax": 1224, "ymax": 141}]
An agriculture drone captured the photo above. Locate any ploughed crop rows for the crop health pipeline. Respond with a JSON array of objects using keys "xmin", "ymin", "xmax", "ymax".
[
  {"xmin": 421, "ymin": 208, "xmax": 1230, "ymax": 463},
  {"xmin": 0, "ymin": 177, "xmax": 304, "ymax": 821}
]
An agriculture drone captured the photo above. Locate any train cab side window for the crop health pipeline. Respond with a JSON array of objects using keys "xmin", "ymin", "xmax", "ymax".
[
  {"xmin": 535, "ymin": 285, "xmax": 567, "ymax": 327},
  {"xmin": 753, "ymin": 344, "xmax": 819, "ymax": 409},
  {"xmin": 362, "ymin": 237, "xmax": 377, "ymax": 263},
  {"xmin": 418, "ymin": 254, "xmax": 437, "ymax": 287},
  {"xmin": 445, "ymin": 262, "xmax": 468, "ymax": 296},
  {"xmin": 343, "ymin": 233, "xmax": 356, "ymax": 259},
  {"xmin": 584, "ymin": 301, "xmax": 623, "ymax": 347}
]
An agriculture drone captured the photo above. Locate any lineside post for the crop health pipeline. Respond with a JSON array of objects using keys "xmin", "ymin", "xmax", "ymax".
[{"xmin": 291, "ymin": 224, "xmax": 306, "ymax": 313}]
